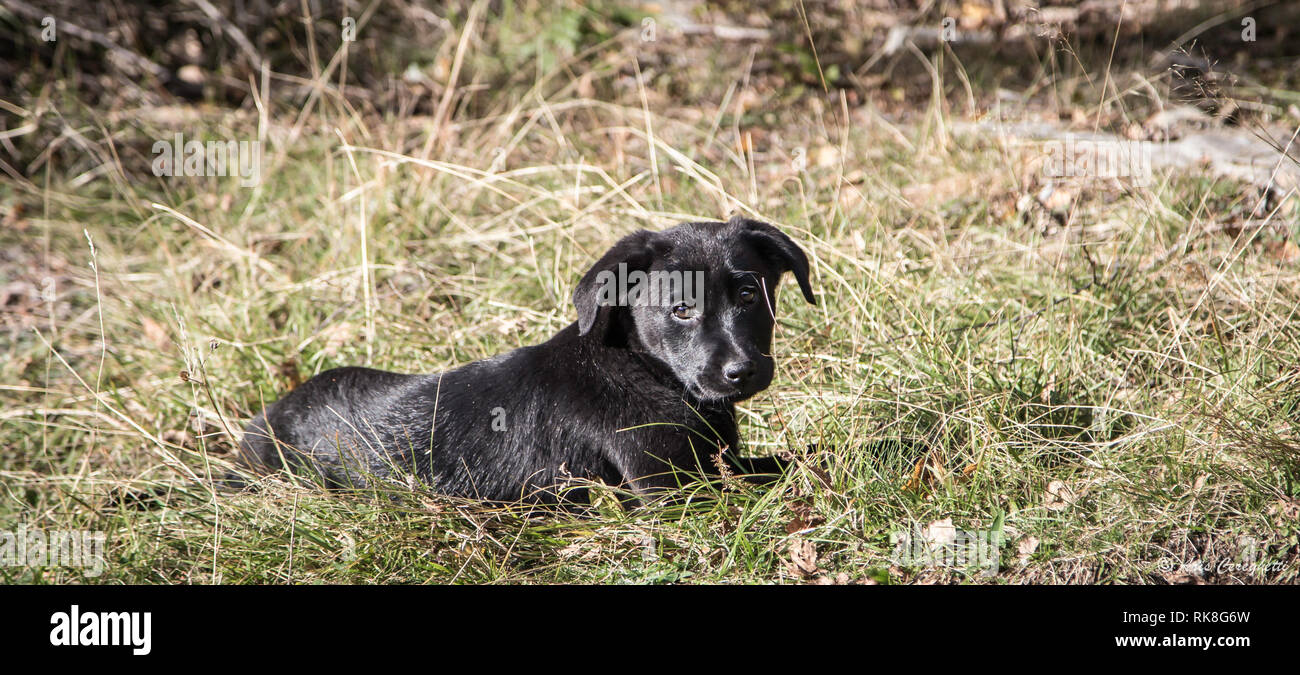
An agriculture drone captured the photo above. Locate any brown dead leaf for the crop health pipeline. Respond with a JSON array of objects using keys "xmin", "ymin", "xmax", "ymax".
[
  {"xmin": 1017, "ymin": 536, "xmax": 1040, "ymax": 566},
  {"xmin": 903, "ymin": 457, "xmax": 926, "ymax": 491},
  {"xmin": 1044, "ymin": 480, "xmax": 1076, "ymax": 511},
  {"xmin": 922, "ymin": 518, "xmax": 958, "ymax": 548},
  {"xmin": 787, "ymin": 539, "xmax": 819, "ymax": 578},
  {"xmin": 784, "ymin": 498, "xmax": 825, "ymax": 534},
  {"xmin": 807, "ymin": 464, "xmax": 833, "ymax": 489}
]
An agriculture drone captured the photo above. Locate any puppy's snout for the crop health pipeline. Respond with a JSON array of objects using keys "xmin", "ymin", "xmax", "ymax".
[{"xmin": 723, "ymin": 360, "xmax": 756, "ymax": 386}]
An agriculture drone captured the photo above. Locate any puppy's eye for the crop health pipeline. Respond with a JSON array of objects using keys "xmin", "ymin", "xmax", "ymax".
[
  {"xmin": 738, "ymin": 286, "xmax": 757, "ymax": 304},
  {"xmin": 672, "ymin": 303, "xmax": 697, "ymax": 320}
]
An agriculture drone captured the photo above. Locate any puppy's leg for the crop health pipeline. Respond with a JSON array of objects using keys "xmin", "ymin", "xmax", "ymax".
[{"xmin": 605, "ymin": 454, "xmax": 692, "ymax": 507}]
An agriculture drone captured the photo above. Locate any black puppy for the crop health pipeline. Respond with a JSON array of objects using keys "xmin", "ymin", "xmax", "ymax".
[{"xmin": 234, "ymin": 216, "xmax": 815, "ymax": 503}]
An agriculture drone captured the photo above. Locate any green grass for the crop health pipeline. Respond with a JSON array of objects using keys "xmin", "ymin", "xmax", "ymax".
[{"xmin": 2, "ymin": 3, "xmax": 1298, "ymax": 584}]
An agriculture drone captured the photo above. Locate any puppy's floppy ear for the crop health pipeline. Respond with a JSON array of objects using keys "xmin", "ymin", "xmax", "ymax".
[
  {"xmin": 736, "ymin": 218, "xmax": 816, "ymax": 305},
  {"xmin": 573, "ymin": 230, "xmax": 661, "ymax": 336}
]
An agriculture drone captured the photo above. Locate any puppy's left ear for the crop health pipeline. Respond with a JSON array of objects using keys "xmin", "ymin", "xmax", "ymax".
[
  {"xmin": 573, "ymin": 230, "xmax": 660, "ymax": 336},
  {"xmin": 739, "ymin": 219, "xmax": 816, "ymax": 305}
]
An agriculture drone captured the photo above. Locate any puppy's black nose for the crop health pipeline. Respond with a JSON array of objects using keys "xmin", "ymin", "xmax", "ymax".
[{"xmin": 723, "ymin": 360, "xmax": 756, "ymax": 385}]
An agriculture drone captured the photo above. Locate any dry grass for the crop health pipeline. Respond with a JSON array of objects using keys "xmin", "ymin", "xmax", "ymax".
[{"xmin": 1, "ymin": 0, "xmax": 1298, "ymax": 584}]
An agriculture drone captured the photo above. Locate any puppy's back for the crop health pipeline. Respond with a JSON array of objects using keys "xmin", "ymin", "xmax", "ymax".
[{"xmin": 235, "ymin": 366, "xmax": 421, "ymax": 488}]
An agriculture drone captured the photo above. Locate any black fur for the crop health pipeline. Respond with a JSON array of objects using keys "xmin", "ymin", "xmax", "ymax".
[{"xmin": 234, "ymin": 216, "xmax": 815, "ymax": 503}]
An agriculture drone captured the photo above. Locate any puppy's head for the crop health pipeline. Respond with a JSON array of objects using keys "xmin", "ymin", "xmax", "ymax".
[{"xmin": 573, "ymin": 216, "xmax": 815, "ymax": 402}]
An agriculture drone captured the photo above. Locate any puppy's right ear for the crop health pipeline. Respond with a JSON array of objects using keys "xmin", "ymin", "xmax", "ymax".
[
  {"xmin": 573, "ymin": 230, "xmax": 659, "ymax": 336},
  {"xmin": 738, "ymin": 219, "xmax": 816, "ymax": 305}
]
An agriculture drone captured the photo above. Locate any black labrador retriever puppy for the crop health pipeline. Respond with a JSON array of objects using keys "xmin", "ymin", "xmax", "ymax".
[{"xmin": 234, "ymin": 216, "xmax": 815, "ymax": 503}]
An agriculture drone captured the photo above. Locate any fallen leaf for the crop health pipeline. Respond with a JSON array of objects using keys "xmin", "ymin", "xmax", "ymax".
[
  {"xmin": 922, "ymin": 518, "xmax": 958, "ymax": 548},
  {"xmin": 1017, "ymin": 536, "xmax": 1040, "ymax": 565},
  {"xmin": 1044, "ymin": 480, "xmax": 1076, "ymax": 511},
  {"xmin": 787, "ymin": 539, "xmax": 819, "ymax": 577},
  {"xmin": 903, "ymin": 457, "xmax": 926, "ymax": 491},
  {"xmin": 784, "ymin": 498, "xmax": 825, "ymax": 534}
]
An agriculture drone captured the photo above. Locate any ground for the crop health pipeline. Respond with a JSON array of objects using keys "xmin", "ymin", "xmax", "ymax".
[{"xmin": 1, "ymin": 0, "xmax": 1298, "ymax": 584}]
